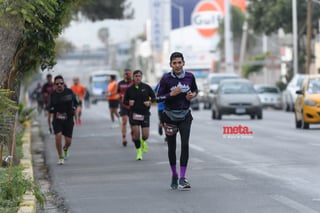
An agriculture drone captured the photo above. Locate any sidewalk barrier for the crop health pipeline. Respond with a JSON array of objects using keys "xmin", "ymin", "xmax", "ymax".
[{"xmin": 18, "ymin": 121, "xmax": 36, "ymax": 213}]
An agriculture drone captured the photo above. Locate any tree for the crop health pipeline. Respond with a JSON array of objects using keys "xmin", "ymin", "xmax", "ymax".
[
  {"xmin": 55, "ymin": 39, "xmax": 76, "ymax": 58},
  {"xmin": 218, "ymin": 6, "xmax": 246, "ymax": 54},
  {"xmin": 242, "ymin": 52, "xmax": 270, "ymax": 78},
  {"xmin": 79, "ymin": 0, "xmax": 134, "ymax": 21},
  {"xmin": 217, "ymin": 5, "xmax": 256, "ymax": 68},
  {"xmin": 0, "ymin": 0, "xmax": 132, "ymax": 165},
  {"xmin": 247, "ymin": 0, "xmax": 320, "ymax": 74}
]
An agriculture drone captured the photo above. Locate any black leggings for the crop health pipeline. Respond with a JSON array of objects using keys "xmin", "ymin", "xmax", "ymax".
[{"xmin": 162, "ymin": 112, "xmax": 193, "ymax": 167}]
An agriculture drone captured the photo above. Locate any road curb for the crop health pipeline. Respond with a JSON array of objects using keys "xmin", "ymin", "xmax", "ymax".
[{"xmin": 18, "ymin": 121, "xmax": 36, "ymax": 213}]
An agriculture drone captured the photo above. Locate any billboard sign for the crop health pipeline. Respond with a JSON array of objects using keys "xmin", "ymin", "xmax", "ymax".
[
  {"xmin": 191, "ymin": 1, "xmax": 223, "ymax": 38},
  {"xmin": 168, "ymin": 0, "xmax": 246, "ymax": 73},
  {"xmin": 171, "ymin": 0, "xmax": 246, "ymax": 38},
  {"xmin": 151, "ymin": 0, "xmax": 164, "ymax": 51}
]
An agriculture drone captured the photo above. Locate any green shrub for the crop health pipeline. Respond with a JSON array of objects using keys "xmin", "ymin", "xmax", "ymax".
[
  {"xmin": 18, "ymin": 104, "xmax": 36, "ymax": 125},
  {"xmin": 0, "ymin": 167, "xmax": 30, "ymax": 212},
  {"xmin": 0, "ymin": 167, "xmax": 46, "ymax": 212},
  {"xmin": 0, "ymin": 110, "xmax": 45, "ymax": 212}
]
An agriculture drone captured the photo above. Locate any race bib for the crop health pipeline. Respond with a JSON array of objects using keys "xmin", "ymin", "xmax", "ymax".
[
  {"xmin": 132, "ymin": 113, "xmax": 144, "ymax": 121},
  {"xmin": 56, "ymin": 113, "xmax": 67, "ymax": 120},
  {"xmin": 163, "ymin": 123, "xmax": 178, "ymax": 136}
]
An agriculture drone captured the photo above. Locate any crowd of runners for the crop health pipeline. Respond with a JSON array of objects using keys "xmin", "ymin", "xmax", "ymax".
[{"xmin": 32, "ymin": 52, "xmax": 198, "ymax": 190}]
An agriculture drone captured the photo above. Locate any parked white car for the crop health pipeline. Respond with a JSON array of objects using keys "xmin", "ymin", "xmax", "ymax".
[
  {"xmin": 254, "ymin": 85, "xmax": 282, "ymax": 109},
  {"xmin": 282, "ymin": 74, "xmax": 307, "ymax": 111}
]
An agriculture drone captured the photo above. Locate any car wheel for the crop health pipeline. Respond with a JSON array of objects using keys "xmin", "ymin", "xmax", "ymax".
[
  {"xmin": 257, "ymin": 111, "xmax": 263, "ymax": 120},
  {"xmin": 287, "ymin": 103, "xmax": 290, "ymax": 111},
  {"xmin": 203, "ymin": 102, "xmax": 208, "ymax": 109},
  {"xmin": 91, "ymin": 99, "xmax": 97, "ymax": 104},
  {"xmin": 295, "ymin": 113, "xmax": 302, "ymax": 128},
  {"xmin": 215, "ymin": 110, "xmax": 222, "ymax": 120},
  {"xmin": 250, "ymin": 114, "xmax": 255, "ymax": 119},
  {"xmin": 289, "ymin": 103, "xmax": 295, "ymax": 112},
  {"xmin": 211, "ymin": 110, "xmax": 216, "ymax": 120},
  {"xmin": 301, "ymin": 112, "xmax": 310, "ymax": 129},
  {"xmin": 283, "ymin": 102, "xmax": 289, "ymax": 112}
]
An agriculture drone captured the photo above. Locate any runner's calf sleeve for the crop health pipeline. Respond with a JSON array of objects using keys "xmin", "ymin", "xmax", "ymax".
[{"xmin": 133, "ymin": 139, "xmax": 141, "ymax": 148}]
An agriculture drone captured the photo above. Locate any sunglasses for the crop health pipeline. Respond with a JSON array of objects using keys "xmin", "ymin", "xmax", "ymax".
[{"xmin": 55, "ymin": 82, "xmax": 64, "ymax": 86}]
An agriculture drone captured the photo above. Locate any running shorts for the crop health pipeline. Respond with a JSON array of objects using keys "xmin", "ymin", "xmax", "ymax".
[
  {"xmin": 108, "ymin": 100, "xmax": 119, "ymax": 109},
  {"xmin": 52, "ymin": 118, "xmax": 74, "ymax": 138}
]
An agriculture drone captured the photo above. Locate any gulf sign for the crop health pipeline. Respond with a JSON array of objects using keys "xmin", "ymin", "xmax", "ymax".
[{"xmin": 191, "ymin": 1, "xmax": 223, "ymax": 38}]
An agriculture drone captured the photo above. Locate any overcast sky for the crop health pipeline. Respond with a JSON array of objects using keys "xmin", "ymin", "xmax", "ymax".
[{"xmin": 60, "ymin": 0, "xmax": 150, "ymax": 49}]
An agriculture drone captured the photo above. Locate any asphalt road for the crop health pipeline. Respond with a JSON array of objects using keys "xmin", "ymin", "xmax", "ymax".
[{"xmin": 38, "ymin": 103, "xmax": 320, "ymax": 213}]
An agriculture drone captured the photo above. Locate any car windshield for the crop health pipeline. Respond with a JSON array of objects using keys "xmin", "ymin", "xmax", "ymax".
[
  {"xmin": 306, "ymin": 78, "xmax": 320, "ymax": 94},
  {"xmin": 92, "ymin": 75, "xmax": 109, "ymax": 88},
  {"xmin": 93, "ymin": 81, "xmax": 107, "ymax": 87},
  {"xmin": 210, "ymin": 76, "xmax": 238, "ymax": 84},
  {"xmin": 296, "ymin": 77, "xmax": 305, "ymax": 87},
  {"xmin": 220, "ymin": 82, "xmax": 256, "ymax": 94},
  {"xmin": 256, "ymin": 87, "xmax": 279, "ymax": 94}
]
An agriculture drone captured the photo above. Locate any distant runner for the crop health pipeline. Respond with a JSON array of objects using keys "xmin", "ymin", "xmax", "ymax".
[
  {"xmin": 47, "ymin": 75, "xmax": 79, "ymax": 165},
  {"xmin": 106, "ymin": 74, "xmax": 120, "ymax": 128},
  {"xmin": 70, "ymin": 77, "xmax": 86, "ymax": 125},
  {"xmin": 123, "ymin": 70, "xmax": 156, "ymax": 160},
  {"xmin": 41, "ymin": 74, "xmax": 55, "ymax": 114},
  {"xmin": 117, "ymin": 69, "xmax": 134, "ymax": 146}
]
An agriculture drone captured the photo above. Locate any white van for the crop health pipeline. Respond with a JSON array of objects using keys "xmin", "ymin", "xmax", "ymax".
[{"xmin": 88, "ymin": 70, "xmax": 120, "ymax": 104}]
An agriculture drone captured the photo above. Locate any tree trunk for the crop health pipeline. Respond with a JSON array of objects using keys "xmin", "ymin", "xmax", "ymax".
[
  {"xmin": 0, "ymin": 15, "xmax": 23, "ymax": 88},
  {"xmin": 0, "ymin": 14, "xmax": 24, "ymax": 165},
  {"xmin": 306, "ymin": 0, "xmax": 312, "ymax": 74}
]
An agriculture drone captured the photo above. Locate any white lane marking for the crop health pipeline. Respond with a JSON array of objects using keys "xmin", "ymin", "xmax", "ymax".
[
  {"xmin": 309, "ymin": 143, "xmax": 320, "ymax": 147},
  {"xmin": 155, "ymin": 158, "xmax": 204, "ymax": 166},
  {"xmin": 274, "ymin": 135, "xmax": 295, "ymax": 141},
  {"xmin": 191, "ymin": 157, "xmax": 205, "ymax": 163},
  {"xmin": 214, "ymin": 155, "xmax": 242, "ymax": 165},
  {"xmin": 219, "ymin": 173, "xmax": 241, "ymax": 181},
  {"xmin": 271, "ymin": 195, "xmax": 319, "ymax": 213},
  {"xmin": 155, "ymin": 161, "xmax": 168, "ymax": 165},
  {"xmin": 189, "ymin": 144, "xmax": 205, "ymax": 153},
  {"xmin": 287, "ymin": 177, "xmax": 311, "ymax": 185}
]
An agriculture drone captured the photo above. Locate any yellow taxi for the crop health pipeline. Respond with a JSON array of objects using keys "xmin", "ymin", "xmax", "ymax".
[{"xmin": 294, "ymin": 74, "xmax": 320, "ymax": 129}]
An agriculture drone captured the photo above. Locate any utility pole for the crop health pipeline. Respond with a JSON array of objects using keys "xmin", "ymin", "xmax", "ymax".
[
  {"xmin": 239, "ymin": 20, "xmax": 248, "ymax": 74},
  {"xmin": 292, "ymin": 0, "xmax": 298, "ymax": 75},
  {"xmin": 224, "ymin": 0, "xmax": 234, "ymax": 73},
  {"xmin": 306, "ymin": 0, "xmax": 313, "ymax": 74},
  {"xmin": 263, "ymin": 35, "xmax": 268, "ymax": 84}
]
